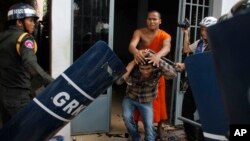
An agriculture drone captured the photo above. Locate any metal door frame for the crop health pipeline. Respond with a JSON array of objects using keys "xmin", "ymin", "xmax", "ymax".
[
  {"xmin": 171, "ymin": 0, "xmax": 214, "ymax": 125},
  {"xmin": 71, "ymin": 0, "xmax": 115, "ymax": 134}
]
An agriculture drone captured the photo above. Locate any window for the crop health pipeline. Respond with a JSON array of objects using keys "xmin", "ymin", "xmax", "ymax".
[
  {"xmin": 185, "ymin": 0, "xmax": 213, "ymax": 42},
  {"xmin": 73, "ymin": 0, "xmax": 110, "ymax": 61}
]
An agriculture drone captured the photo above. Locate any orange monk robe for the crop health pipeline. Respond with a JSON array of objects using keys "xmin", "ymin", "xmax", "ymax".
[{"xmin": 134, "ymin": 30, "xmax": 171, "ymax": 123}]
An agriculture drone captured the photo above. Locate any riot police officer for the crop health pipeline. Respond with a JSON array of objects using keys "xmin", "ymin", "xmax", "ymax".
[{"xmin": 0, "ymin": 3, "xmax": 53, "ymax": 127}]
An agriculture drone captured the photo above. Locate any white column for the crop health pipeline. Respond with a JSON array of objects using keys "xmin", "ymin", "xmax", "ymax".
[
  {"xmin": 212, "ymin": 0, "xmax": 240, "ymax": 18},
  {"xmin": 51, "ymin": 0, "xmax": 73, "ymax": 141}
]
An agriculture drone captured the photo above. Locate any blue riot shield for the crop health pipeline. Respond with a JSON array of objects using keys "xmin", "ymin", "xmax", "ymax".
[
  {"xmin": 185, "ymin": 52, "xmax": 229, "ymax": 141},
  {"xmin": 0, "ymin": 40, "xmax": 126, "ymax": 141},
  {"xmin": 208, "ymin": 11, "xmax": 250, "ymax": 126}
]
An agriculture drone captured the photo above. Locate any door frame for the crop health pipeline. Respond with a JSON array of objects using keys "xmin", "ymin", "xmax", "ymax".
[{"xmin": 171, "ymin": 0, "xmax": 214, "ymax": 125}]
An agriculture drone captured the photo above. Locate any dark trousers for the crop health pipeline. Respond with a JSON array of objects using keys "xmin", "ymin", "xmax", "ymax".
[
  {"xmin": 0, "ymin": 84, "xmax": 30, "ymax": 128},
  {"xmin": 182, "ymin": 86, "xmax": 204, "ymax": 141}
]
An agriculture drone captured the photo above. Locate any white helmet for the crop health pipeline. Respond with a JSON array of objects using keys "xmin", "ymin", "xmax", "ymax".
[{"xmin": 199, "ymin": 16, "xmax": 218, "ymax": 27}]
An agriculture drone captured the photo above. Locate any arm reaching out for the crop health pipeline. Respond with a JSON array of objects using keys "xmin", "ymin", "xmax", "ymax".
[
  {"xmin": 175, "ymin": 62, "xmax": 185, "ymax": 72},
  {"xmin": 160, "ymin": 60, "xmax": 177, "ymax": 79},
  {"xmin": 116, "ymin": 60, "xmax": 136, "ymax": 85},
  {"xmin": 148, "ymin": 38, "xmax": 171, "ymax": 67},
  {"xmin": 128, "ymin": 30, "xmax": 146, "ymax": 64}
]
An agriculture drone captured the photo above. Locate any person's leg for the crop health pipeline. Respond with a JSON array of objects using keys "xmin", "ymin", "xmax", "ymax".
[
  {"xmin": 0, "ymin": 95, "xmax": 9, "ymax": 128},
  {"xmin": 133, "ymin": 109, "xmax": 140, "ymax": 132},
  {"xmin": 156, "ymin": 120, "xmax": 164, "ymax": 141},
  {"xmin": 182, "ymin": 87, "xmax": 197, "ymax": 141},
  {"xmin": 0, "ymin": 85, "xmax": 17, "ymax": 127},
  {"xmin": 122, "ymin": 97, "xmax": 141, "ymax": 141},
  {"xmin": 195, "ymin": 125, "xmax": 205, "ymax": 141},
  {"xmin": 138, "ymin": 102, "xmax": 155, "ymax": 141}
]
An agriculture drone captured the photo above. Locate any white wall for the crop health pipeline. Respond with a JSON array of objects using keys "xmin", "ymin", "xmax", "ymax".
[
  {"xmin": 36, "ymin": 0, "xmax": 44, "ymax": 21},
  {"xmin": 51, "ymin": 0, "xmax": 73, "ymax": 77},
  {"xmin": 213, "ymin": 0, "xmax": 240, "ymax": 18},
  {"xmin": 221, "ymin": 0, "xmax": 240, "ymax": 15},
  {"xmin": 51, "ymin": 0, "xmax": 73, "ymax": 141}
]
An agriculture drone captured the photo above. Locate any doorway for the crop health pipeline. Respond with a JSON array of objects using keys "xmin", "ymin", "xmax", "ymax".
[{"xmin": 113, "ymin": 0, "xmax": 179, "ymax": 123}]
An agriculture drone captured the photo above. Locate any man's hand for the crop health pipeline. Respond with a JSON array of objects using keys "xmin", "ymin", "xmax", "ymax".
[
  {"xmin": 181, "ymin": 27, "xmax": 190, "ymax": 34},
  {"xmin": 175, "ymin": 62, "xmax": 185, "ymax": 72}
]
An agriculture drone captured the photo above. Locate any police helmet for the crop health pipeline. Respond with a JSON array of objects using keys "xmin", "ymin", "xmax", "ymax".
[
  {"xmin": 7, "ymin": 3, "xmax": 39, "ymax": 21},
  {"xmin": 199, "ymin": 16, "xmax": 218, "ymax": 27}
]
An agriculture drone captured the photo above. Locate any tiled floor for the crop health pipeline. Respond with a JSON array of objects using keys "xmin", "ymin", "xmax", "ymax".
[{"xmin": 71, "ymin": 88, "xmax": 187, "ymax": 141}]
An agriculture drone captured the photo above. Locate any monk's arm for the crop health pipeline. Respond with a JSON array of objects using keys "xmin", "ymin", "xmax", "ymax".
[
  {"xmin": 149, "ymin": 38, "xmax": 171, "ymax": 67},
  {"xmin": 128, "ymin": 30, "xmax": 140, "ymax": 55},
  {"xmin": 156, "ymin": 38, "xmax": 171, "ymax": 57},
  {"xmin": 128, "ymin": 30, "xmax": 145, "ymax": 64}
]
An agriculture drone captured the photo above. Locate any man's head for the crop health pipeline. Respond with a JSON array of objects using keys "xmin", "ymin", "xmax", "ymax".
[
  {"xmin": 7, "ymin": 3, "xmax": 39, "ymax": 34},
  {"xmin": 146, "ymin": 10, "xmax": 162, "ymax": 31},
  {"xmin": 199, "ymin": 16, "xmax": 218, "ymax": 40},
  {"xmin": 138, "ymin": 62, "xmax": 154, "ymax": 79}
]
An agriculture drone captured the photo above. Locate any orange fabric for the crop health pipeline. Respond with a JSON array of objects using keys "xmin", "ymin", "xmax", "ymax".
[
  {"xmin": 134, "ymin": 30, "xmax": 170, "ymax": 123},
  {"xmin": 140, "ymin": 29, "xmax": 171, "ymax": 52},
  {"xmin": 153, "ymin": 76, "xmax": 167, "ymax": 122}
]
